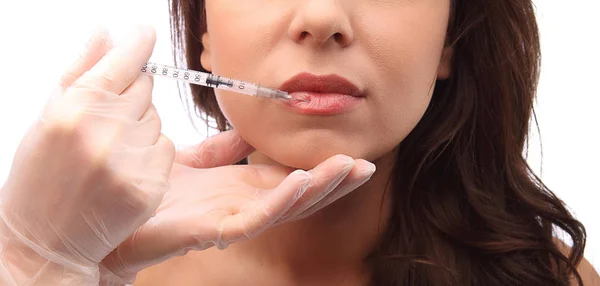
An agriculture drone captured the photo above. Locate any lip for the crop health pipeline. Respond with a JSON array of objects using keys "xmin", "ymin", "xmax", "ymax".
[{"xmin": 278, "ymin": 73, "xmax": 364, "ymax": 115}]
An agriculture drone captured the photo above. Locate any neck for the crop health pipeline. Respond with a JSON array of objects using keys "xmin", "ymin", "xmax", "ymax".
[{"xmin": 229, "ymin": 151, "xmax": 396, "ymax": 279}]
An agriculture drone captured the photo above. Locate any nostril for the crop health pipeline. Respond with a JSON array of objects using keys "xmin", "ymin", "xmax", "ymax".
[
  {"xmin": 293, "ymin": 31, "xmax": 351, "ymax": 46},
  {"xmin": 300, "ymin": 31, "xmax": 309, "ymax": 40},
  {"xmin": 334, "ymin": 33, "xmax": 343, "ymax": 42}
]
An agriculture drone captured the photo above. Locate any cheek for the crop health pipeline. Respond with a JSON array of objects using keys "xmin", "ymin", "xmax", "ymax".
[
  {"xmin": 214, "ymin": 87, "xmax": 269, "ymax": 142},
  {"xmin": 205, "ymin": 1, "xmax": 286, "ymax": 80},
  {"xmin": 364, "ymin": 4, "xmax": 449, "ymax": 89},
  {"xmin": 362, "ymin": 5, "xmax": 449, "ymax": 148}
]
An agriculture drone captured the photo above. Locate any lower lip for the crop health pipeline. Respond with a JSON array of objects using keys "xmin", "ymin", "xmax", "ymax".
[{"xmin": 281, "ymin": 92, "xmax": 364, "ymax": 115}]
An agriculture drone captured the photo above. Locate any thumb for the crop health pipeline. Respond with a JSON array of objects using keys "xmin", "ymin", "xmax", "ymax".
[
  {"xmin": 175, "ymin": 130, "xmax": 254, "ymax": 168},
  {"xmin": 99, "ymin": 218, "xmax": 174, "ymax": 283}
]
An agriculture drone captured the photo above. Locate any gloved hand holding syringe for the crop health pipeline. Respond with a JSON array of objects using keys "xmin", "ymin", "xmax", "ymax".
[{"xmin": 0, "ymin": 27, "xmax": 373, "ymax": 286}]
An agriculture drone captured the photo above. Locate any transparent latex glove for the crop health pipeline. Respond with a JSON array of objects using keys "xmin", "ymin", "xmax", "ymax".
[
  {"xmin": 99, "ymin": 129, "xmax": 376, "ymax": 284},
  {"xmin": 0, "ymin": 27, "xmax": 174, "ymax": 285}
]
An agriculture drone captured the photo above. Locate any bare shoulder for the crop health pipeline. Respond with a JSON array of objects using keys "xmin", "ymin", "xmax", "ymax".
[{"xmin": 554, "ymin": 238, "xmax": 600, "ymax": 286}]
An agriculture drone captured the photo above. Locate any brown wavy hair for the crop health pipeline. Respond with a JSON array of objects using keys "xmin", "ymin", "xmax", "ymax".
[{"xmin": 168, "ymin": 0, "xmax": 586, "ymax": 285}]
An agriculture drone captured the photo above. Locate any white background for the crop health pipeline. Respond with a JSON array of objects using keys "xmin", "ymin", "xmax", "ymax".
[{"xmin": 0, "ymin": 0, "xmax": 598, "ymax": 271}]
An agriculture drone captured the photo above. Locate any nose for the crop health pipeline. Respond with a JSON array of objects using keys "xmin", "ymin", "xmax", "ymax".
[{"xmin": 287, "ymin": 0, "xmax": 354, "ymax": 48}]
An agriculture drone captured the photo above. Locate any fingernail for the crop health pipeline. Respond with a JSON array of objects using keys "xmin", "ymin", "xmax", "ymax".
[
  {"xmin": 363, "ymin": 162, "xmax": 376, "ymax": 176},
  {"xmin": 70, "ymin": 29, "xmax": 106, "ymax": 65},
  {"xmin": 338, "ymin": 155, "xmax": 355, "ymax": 172},
  {"xmin": 293, "ymin": 170, "xmax": 312, "ymax": 200},
  {"xmin": 354, "ymin": 163, "xmax": 376, "ymax": 186}
]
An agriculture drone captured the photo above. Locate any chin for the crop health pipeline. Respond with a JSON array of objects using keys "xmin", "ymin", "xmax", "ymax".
[
  {"xmin": 246, "ymin": 130, "xmax": 385, "ymax": 170},
  {"xmin": 266, "ymin": 147, "xmax": 354, "ymax": 170}
]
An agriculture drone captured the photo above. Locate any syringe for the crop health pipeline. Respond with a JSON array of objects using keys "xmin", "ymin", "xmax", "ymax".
[{"xmin": 141, "ymin": 62, "xmax": 305, "ymax": 101}]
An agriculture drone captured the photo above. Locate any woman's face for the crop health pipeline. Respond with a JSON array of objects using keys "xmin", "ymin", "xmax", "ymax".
[{"xmin": 201, "ymin": 0, "xmax": 452, "ymax": 170}]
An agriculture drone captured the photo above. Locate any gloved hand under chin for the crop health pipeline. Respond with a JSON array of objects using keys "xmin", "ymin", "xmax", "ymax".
[{"xmin": 99, "ymin": 130, "xmax": 376, "ymax": 284}]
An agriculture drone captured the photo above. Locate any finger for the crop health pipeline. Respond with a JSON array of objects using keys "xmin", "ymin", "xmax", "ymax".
[
  {"xmin": 75, "ymin": 25, "xmax": 156, "ymax": 94},
  {"xmin": 100, "ymin": 216, "xmax": 170, "ymax": 282},
  {"xmin": 99, "ymin": 134, "xmax": 175, "ymax": 282},
  {"xmin": 119, "ymin": 73, "xmax": 154, "ymax": 120},
  {"xmin": 99, "ymin": 264, "xmax": 135, "ymax": 285},
  {"xmin": 281, "ymin": 159, "xmax": 376, "ymax": 223},
  {"xmin": 119, "ymin": 134, "xmax": 175, "ymax": 191},
  {"xmin": 175, "ymin": 129, "xmax": 255, "ymax": 169},
  {"xmin": 59, "ymin": 29, "xmax": 113, "ymax": 89},
  {"xmin": 136, "ymin": 133, "xmax": 176, "ymax": 213},
  {"xmin": 277, "ymin": 155, "xmax": 356, "ymax": 221},
  {"xmin": 57, "ymin": 73, "xmax": 153, "ymax": 125},
  {"xmin": 218, "ymin": 170, "xmax": 312, "ymax": 247},
  {"xmin": 100, "ymin": 169, "xmax": 311, "ymax": 278},
  {"xmin": 149, "ymin": 134, "xmax": 176, "ymax": 177},
  {"xmin": 122, "ymin": 103, "xmax": 161, "ymax": 147},
  {"xmin": 100, "ymin": 223, "xmax": 158, "ymax": 282},
  {"xmin": 112, "ymin": 133, "xmax": 175, "ymax": 192},
  {"xmin": 292, "ymin": 154, "xmax": 355, "ymax": 210}
]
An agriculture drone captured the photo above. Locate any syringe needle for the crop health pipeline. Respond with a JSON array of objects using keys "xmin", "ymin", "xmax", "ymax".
[
  {"xmin": 290, "ymin": 96, "xmax": 310, "ymax": 103},
  {"xmin": 287, "ymin": 93, "xmax": 310, "ymax": 103}
]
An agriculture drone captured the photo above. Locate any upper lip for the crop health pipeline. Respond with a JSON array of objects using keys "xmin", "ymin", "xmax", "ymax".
[{"xmin": 279, "ymin": 73, "xmax": 362, "ymax": 97}]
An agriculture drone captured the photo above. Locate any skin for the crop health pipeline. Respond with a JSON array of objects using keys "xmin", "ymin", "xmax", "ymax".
[
  {"xmin": 203, "ymin": 0, "xmax": 452, "ymax": 171},
  {"xmin": 136, "ymin": 0, "xmax": 452, "ymax": 285},
  {"xmin": 135, "ymin": 0, "xmax": 598, "ymax": 285}
]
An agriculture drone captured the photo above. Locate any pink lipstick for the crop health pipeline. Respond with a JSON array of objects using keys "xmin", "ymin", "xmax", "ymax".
[{"xmin": 279, "ymin": 73, "xmax": 364, "ymax": 115}]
